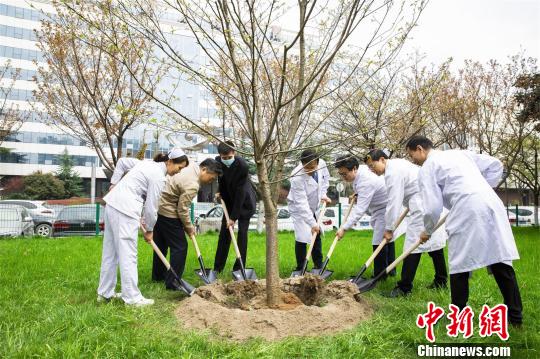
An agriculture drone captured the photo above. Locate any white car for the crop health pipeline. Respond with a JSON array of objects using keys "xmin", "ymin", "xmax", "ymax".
[
  {"xmin": 338, "ymin": 204, "xmax": 373, "ymax": 230},
  {"xmin": 0, "ymin": 200, "xmax": 56, "ymax": 237},
  {"xmin": 506, "ymin": 206, "xmax": 536, "ymax": 226},
  {"xmin": 196, "ymin": 205, "xmax": 342, "ymax": 233},
  {"xmin": 0, "ymin": 205, "xmax": 35, "ymax": 237}
]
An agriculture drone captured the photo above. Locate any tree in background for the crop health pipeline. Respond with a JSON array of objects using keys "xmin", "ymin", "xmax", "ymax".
[
  {"xmin": 0, "ymin": 60, "xmax": 25, "ymax": 146},
  {"xmin": 512, "ymin": 134, "xmax": 539, "ymax": 225},
  {"xmin": 23, "ymin": 171, "xmax": 65, "ymax": 200},
  {"xmin": 56, "ymin": 149, "xmax": 83, "ymax": 198},
  {"xmin": 33, "ymin": 0, "xmax": 164, "ymax": 171},
  {"xmin": 514, "ymin": 72, "xmax": 540, "ymax": 131}
]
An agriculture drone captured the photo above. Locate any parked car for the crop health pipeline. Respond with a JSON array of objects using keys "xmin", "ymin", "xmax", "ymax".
[
  {"xmin": 0, "ymin": 205, "xmax": 34, "ymax": 237},
  {"xmin": 0, "ymin": 200, "xmax": 55, "ymax": 237},
  {"xmin": 52, "ymin": 205, "xmax": 104, "ymax": 237},
  {"xmin": 338, "ymin": 204, "xmax": 373, "ymax": 230},
  {"xmin": 196, "ymin": 205, "xmax": 338, "ymax": 233},
  {"xmin": 506, "ymin": 206, "xmax": 535, "ymax": 226}
]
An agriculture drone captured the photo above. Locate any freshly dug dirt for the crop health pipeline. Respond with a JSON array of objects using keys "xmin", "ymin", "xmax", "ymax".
[{"xmin": 175, "ymin": 274, "xmax": 372, "ymax": 341}]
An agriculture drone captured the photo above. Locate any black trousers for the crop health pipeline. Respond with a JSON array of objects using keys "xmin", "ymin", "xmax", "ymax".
[
  {"xmin": 295, "ymin": 232, "xmax": 323, "ymax": 270},
  {"xmin": 214, "ymin": 216, "xmax": 250, "ymax": 272},
  {"xmin": 373, "ymin": 241, "xmax": 396, "ymax": 278},
  {"xmin": 151, "ymin": 215, "xmax": 188, "ymax": 289},
  {"xmin": 450, "ymin": 262, "xmax": 523, "ymax": 325},
  {"xmin": 397, "ymin": 248, "xmax": 448, "ymax": 293}
]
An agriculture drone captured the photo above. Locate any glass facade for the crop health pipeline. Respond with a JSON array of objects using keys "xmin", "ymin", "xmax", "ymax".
[
  {"xmin": 0, "ymin": 45, "xmax": 43, "ymax": 62},
  {"xmin": 0, "ymin": 24, "xmax": 37, "ymax": 41},
  {"xmin": 4, "ymin": 131, "xmax": 87, "ymax": 146},
  {"xmin": 0, "ymin": 3, "xmax": 51, "ymax": 21},
  {"xmin": 0, "ymin": 151, "xmax": 99, "ymax": 166},
  {"xmin": 0, "ymin": 66, "xmax": 37, "ymax": 81}
]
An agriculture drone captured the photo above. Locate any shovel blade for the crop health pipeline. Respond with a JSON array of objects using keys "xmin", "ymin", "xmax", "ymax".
[
  {"xmin": 356, "ymin": 278, "xmax": 378, "ymax": 293},
  {"xmin": 290, "ymin": 270, "xmax": 304, "ymax": 278},
  {"xmin": 170, "ymin": 276, "xmax": 196, "ymax": 296},
  {"xmin": 232, "ymin": 268, "xmax": 257, "ymax": 281},
  {"xmin": 309, "ymin": 268, "xmax": 333, "ymax": 280},
  {"xmin": 195, "ymin": 268, "xmax": 218, "ymax": 285}
]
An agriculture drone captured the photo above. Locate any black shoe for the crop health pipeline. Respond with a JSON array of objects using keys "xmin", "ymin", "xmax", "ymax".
[
  {"xmin": 427, "ymin": 281, "xmax": 448, "ymax": 290},
  {"xmin": 384, "ymin": 287, "xmax": 411, "ymax": 298}
]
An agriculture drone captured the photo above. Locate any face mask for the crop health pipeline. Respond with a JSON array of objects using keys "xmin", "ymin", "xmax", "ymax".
[{"xmin": 222, "ymin": 158, "xmax": 235, "ymax": 167}]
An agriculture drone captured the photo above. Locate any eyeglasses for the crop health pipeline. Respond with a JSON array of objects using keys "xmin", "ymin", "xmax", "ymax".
[{"xmin": 338, "ymin": 171, "xmax": 348, "ymax": 178}]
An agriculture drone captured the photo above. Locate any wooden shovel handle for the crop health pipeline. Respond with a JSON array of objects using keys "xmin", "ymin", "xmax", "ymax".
[
  {"xmin": 385, "ymin": 213, "xmax": 448, "ymax": 274},
  {"xmin": 304, "ymin": 202, "xmax": 328, "ymax": 261},
  {"xmin": 189, "ymin": 234, "xmax": 202, "ymax": 257},
  {"xmin": 365, "ymin": 208, "xmax": 410, "ymax": 268},
  {"xmin": 324, "ymin": 196, "xmax": 357, "ymax": 260},
  {"xmin": 220, "ymin": 199, "xmax": 243, "ymax": 260},
  {"xmin": 140, "ymin": 224, "xmax": 171, "ymax": 270}
]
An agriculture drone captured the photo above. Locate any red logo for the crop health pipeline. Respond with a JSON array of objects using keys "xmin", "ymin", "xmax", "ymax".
[
  {"xmin": 446, "ymin": 304, "xmax": 474, "ymax": 338},
  {"xmin": 416, "ymin": 302, "xmax": 445, "ymax": 343},
  {"xmin": 479, "ymin": 304, "xmax": 509, "ymax": 341}
]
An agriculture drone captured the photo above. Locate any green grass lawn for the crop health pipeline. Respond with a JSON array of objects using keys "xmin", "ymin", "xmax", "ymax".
[{"xmin": 0, "ymin": 227, "xmax": 538, "ymax": 358}]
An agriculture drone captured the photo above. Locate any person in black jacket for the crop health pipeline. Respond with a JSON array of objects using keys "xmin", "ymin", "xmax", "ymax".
[{"xmin": 213, "ymin": 141, "xmax": 257, "ymax": 272}]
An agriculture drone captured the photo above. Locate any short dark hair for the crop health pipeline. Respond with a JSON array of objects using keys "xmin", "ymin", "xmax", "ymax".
[
  {"xmin": 217, "ymin": 141, "xmax": 236, "ymax": 155},
  {"xmin": 200, "ymin": 158, "xmax": 223, "ymax": 175},
  {"xmin": 334, "ymin": 154, "xmax": 359, "ymax": 170},
  {"xmin": 405, "ymin": 136, "xmax": 433, "ymax": 151},
  {"xmin": 364, "ymin": 149, "xmax": 389, "ymax": 162},
  {"xmin": 300, "ymin": 149, "xmax": 319, "ymax": 165}
]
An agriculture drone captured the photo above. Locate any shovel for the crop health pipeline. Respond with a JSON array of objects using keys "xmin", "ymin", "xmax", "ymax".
[
  {"xmin": 351, "ymin": 208, "xmax": 409, "ymax": 285},
  {"xmin": 291, "ymin": 202, "xmax": 328, "ymax": 277},
  {"xmin": 356, "ymin": 214, "xmax": 448, "ymax": 294},
  {"xmin": 140, "ymin": 224, "xmax": 196, "ymax": 296},
  {"xmin": 311, "ymin": 196, "xmax": 357, "ymax": 279},
  {"xmin": 189, "ymin": 233, "xmax": 218, "ymax": 285},
  {"xmin": 220, "ymin": 199, "xmax": 257, "ymax": 281}
]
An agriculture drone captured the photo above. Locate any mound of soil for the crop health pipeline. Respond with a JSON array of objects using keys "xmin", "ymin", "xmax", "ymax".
[{"xmin": 175, "ymin": 274, "xmax": 372, "ymax": 341}]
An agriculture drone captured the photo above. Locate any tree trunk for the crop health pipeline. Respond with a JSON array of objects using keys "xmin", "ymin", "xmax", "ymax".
[
  {"xmin": 256, "ymin": 159, "xmax": 280, "ymax": 307},
  {"xmin": 257, "ymin": 200, "xmax": 264, "ymax": 234},
  {"xmin": 534, "ymin": 191, "xmax": 539, "ymax": 226}
]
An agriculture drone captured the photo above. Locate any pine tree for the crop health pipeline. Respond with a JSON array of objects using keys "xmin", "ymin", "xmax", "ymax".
[{"xmin": 56, "ymin": 149, "xmax": 83, "ymax": 198}]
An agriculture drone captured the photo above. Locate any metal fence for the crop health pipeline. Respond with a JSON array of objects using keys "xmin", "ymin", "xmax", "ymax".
[{"xmin": 0, "ymin": 201, "xmax": 536, "ymax": 238}]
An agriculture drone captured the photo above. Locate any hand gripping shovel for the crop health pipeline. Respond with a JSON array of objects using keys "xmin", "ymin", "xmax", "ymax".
[
  {"xmin": 350, "ymin": 208, "xmax": 409, "ymax": 285},
  {"xmin": 189, "ymin": 233, "xmax": 218, "ymax": 285},
  {"xmin": 291, "ymin": 202, "xmax": 328, "ymax": 278},
  {"xmin": 140, "ymin": 224, "xmax": 196, "ymax": 296},
  {"xmin": 220, "ymin": 199, "xmax": 257, "ymax": 281},
  {"xmin": 356, "ymin": 214, "xmax": 448, "ymax": 294},
  {"xmin": 311, "ymin": 196, "xmax": 357, "ymax": 279}
]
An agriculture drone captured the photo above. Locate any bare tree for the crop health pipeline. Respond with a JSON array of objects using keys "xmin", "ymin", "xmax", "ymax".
[
  {"xmin": 512, "ymin": 134, "xmax": 539, "ymax": 225},
  {"xmin": 65, "ymin": 0, "xmax": 426, "ymax": 306},
  {"xmin": 33, "ymin": 0, "xmax": 164, "ymax": 171},
  {"xmin": 0, "ymin": 60, "xmax": 24, "ymax": 146},
  {"xmin": 327, "ymin": 55, "xmax": 450, "ymax": 157}
]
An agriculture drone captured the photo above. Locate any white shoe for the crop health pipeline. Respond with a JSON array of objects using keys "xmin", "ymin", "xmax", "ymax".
[
  {"xmin": 128, "ymin": 297, "xmax": 154, "ymax": 307},
  {"xmin": 97, "ymin": 292, "xmax": 122, "ymax": 303}
]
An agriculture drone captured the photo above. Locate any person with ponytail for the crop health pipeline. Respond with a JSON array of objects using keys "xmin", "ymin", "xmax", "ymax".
[{"xmin": 97, "ymin": 148, "xmax": 189, "ymax": 307}]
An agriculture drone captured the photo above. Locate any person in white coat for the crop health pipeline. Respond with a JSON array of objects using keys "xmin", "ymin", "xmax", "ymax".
[
  {"xmin": 109, "ymin": 157, "xmax": 140, "ymax": 190},
  {"xmin": 334, "ymin": 155, "xmax": 397, "ymax": 278},
  {"xmin": 97, "ymin": 148, "xmax": 189, "ymax": 307},
  {"xmin": 287, "ymin": 150, "xmax": 331, "ymax": 271},
  {"xmin": 406, "ymin": 136, "xmax": 522, "ymax": 326},
  {"xmin": 365, "ymin": 149, "xmax": 448, "ymax": 297}
]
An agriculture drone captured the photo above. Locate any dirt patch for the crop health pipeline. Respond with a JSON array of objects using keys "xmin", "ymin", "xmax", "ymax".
[{"xmin": 175, "ymin": 274, "xmax": 372, "ymax": 341}]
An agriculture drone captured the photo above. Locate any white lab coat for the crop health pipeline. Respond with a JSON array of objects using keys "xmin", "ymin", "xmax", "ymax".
[
  {"xmin": 110, "ymin": 158, "xmax": 141, "ymax": 185},
  {"xmin": 104, "ymin": 160, "xmax": 167, "ymax": 231},
  {"xmin": 98, "ymin": 160, "xmax": 167, "ymax": 304},
  {"xmin": 384, "ymin": 159, "xmax": 446, "ymax": 254},
  {"xmin": 287, "ymin": 159, "xmax": 330, "ymax": 244},
  {"xmin": 418, "ymin": 150, "xmax": 519, "ymax": 274},
  {"xmin": 343, "ymin": 165, "xmax": 392, "ymax": 245}
]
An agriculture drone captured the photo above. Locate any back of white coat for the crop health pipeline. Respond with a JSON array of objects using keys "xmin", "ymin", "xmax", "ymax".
[{"xmin": 104, "ymin": 160, "xmax": 167, "ymax": 231}]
